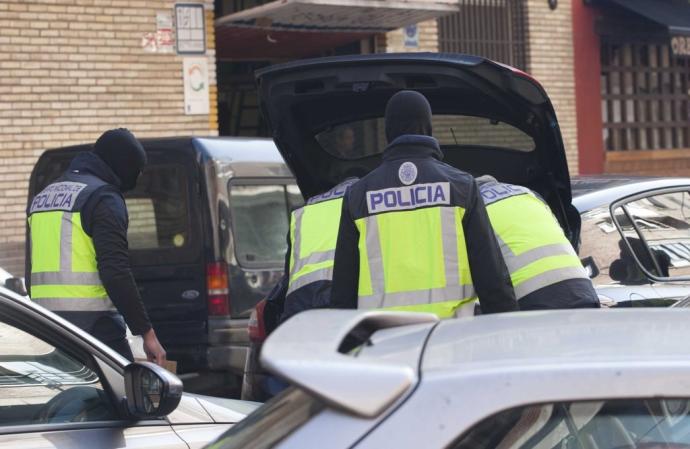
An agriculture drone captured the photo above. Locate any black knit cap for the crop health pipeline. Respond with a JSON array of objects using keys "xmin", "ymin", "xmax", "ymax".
[
  {"xmin": 93, "ymin": 128, "xmax": 147, "ymax": 192},
  {"xmin": 384, "ymin": 90, "xmax": 433, "ymax": 143}
]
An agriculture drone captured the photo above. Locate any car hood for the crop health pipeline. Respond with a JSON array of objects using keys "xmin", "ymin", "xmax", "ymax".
[
  {"xmin": 168, "ymin": 393, "xmax": 261, "ymax": 424},
  {"xmin": 256, "ymin": 53, "xmax": 579, "ymax": 243}
]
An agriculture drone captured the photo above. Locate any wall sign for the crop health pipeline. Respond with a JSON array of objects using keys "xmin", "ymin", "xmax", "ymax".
[
  {"xmin": 183, "ymin": 58, "xmax": 210, "ymax": 115},
  {"xmin": 142, "ymin": 11, "xmax": 176, "ymax": 53},
  {"xmin": 175, "ymin": 3, "xmax": 206, "ymax": 54},
  {"xmin": 156, "ymin": 11, "xmax": 175, "ymax": 53},
  {"xmin": 671, "ymin": 35, "xmax": 690, "ymax": 57},
  {"xmin": 404, "ymin": 24, "xmax": 419, "ymax": 48}
]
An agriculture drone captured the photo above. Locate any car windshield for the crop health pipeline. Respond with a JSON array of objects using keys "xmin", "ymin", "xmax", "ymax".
[
  {"xmin": 451, "ymin": 398, "xmax": 690, "ymax": 449},
  {"xmin": 228, "ymin": 181, "xmax": 303, "ymax": 267},
  {"xmin": 315, "ymin": 115, "xmax": 535, "ymax": 160},
  {"xmin": 207, "ymin": 387, "xmax": 325, "ymax": 449}
]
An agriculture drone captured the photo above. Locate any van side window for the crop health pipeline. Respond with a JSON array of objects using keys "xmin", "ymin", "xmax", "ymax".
[
  {"xmin": 229, "ymin": 182, "xmax": 303, "ymax": 267},
  {"xmin": 125, "ymin": 165, "xmax": 190, "ymax": 250}
]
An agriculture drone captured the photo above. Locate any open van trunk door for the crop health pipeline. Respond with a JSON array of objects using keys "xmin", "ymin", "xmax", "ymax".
[{"xmin": 256, "ymin": 53, "xmax": 580, "ymax": 245}]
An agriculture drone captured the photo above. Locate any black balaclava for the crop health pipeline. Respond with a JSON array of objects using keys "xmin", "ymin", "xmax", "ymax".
[
  {"xmin": 384, "ymin": 90, "xmax": 433, "ymax": 143},
  {"xmin": 93, "ymin": 128, "xmax": 147, "ymax": 192}
]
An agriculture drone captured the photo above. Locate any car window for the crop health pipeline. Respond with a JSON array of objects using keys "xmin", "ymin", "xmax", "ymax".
[
  {"xmin": 206, "ymin": 387, "xmax": 325, "ymax": 449},
  {"xmin": 125, "ymin": 164, "xmax": 190, "ymax": 251},
  {"xmin": 315, "ymin": 115, "xmax": 535, "ymax": 160},
  {"xmin": 579, "ymin": 206, "xmax": 627, "ymax": 286},
  {"xmin": 0, "ymin": 319, "xmax": 117, "ymax": 426},
  {"xmin": 228, "ymin": 182, "xmax": 304, "ymax": 268},
  {"xmin": 618, "ymin": 192, "xmax": 690, "ymax": 279},
  {"xmin": 579, "ymin": 205, "xmax": 681, "ymax": 307},
  {"xmin": 450, "ymin": 399, "xmax": 690, "ymax": 449}
]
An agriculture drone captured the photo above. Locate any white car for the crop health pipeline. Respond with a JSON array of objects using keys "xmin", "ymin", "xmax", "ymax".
[
  {"xmin": 210, "ymin": 308, "xmax": 690, "ymax": 449},
  {"xmin": 0, "ymin": 285, "xmax": 258, "ymax": 449}
]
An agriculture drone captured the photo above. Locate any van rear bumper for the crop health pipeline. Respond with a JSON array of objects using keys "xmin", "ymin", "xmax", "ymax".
[{"xmin": 207, "ymin": 317, "xmax": 250, "ymax": 374}]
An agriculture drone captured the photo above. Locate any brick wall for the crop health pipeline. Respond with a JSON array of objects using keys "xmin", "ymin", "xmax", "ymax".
[
  {"xmin": 524, "ymin": 0, "xmax": 579, "ymax": 175},
  {"xmin": 605, "ymin": 149, "xmax": 690, "ymax": 176},
  {"xmin": 378, "ymin": 3, "xmax": 579, "ymax": 178},
  {"xmin": 0, "ymin": 0, "xmax": 217, "ymax": 275}
]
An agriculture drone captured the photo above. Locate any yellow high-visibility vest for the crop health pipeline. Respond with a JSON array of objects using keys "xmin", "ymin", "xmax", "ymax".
[
  {"xmin": 356, "ymin": 205, "xmax": 477, "ymax": 319},
  {"xmin": 287, "ymin": 198, "xmax": 342, "ymax": 296},
  {"xmin": 287, "ymin": 179, "xmax": 356, "ymax": 297},
  {"xmin": 28, "ymin": 179, "xmax": 113, "ymax": 311},
  {"xmin": 480, "ymin": 180, "xmax": 587, "ymax": 299}
]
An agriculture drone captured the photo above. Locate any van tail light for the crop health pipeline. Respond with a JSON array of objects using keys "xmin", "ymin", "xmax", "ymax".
[
  {"xmin": 248, "ymin": 299, "xmax": 267, "ymax": 343},
  {"xmin": 207, "ymin": 262, "xmax": 230, "ymax": 316}
]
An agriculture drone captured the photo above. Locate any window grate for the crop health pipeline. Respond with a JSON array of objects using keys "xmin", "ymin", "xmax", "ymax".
[
  {"xmin": 602, "ymin": 37, "xmax": 690, "ymax": 152},
  {"xmin": 438, "ymin": 0, "xmax": 528, "ymax": 70}
]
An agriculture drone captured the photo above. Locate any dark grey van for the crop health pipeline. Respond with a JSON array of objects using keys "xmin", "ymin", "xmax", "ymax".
[{"xmin": 28, "ymin": 137, "xmax": 300, "ymax": 392}]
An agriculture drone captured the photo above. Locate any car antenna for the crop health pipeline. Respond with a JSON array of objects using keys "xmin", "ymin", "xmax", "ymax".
[{"xmin": 450, "ymin": 127, "xmax": 458, "ymax": 145}]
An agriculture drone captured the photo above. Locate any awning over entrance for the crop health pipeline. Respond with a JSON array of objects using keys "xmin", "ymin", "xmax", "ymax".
[
  {"xmin": 601, "ymin": 0, "xmax": 690, "ymax": 36},
  {"xmin": 215, "ymin": 0, "xmax": 459, "ymax": 59}
]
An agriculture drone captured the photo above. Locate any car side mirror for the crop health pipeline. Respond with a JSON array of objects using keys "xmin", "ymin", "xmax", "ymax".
[
  {"xmin": 124, "ymin": 361, "xmax": 182, "ymax": 419},
  {"xmin": 5, "ymin": 277, "xmax": 27, "ymax": 296}
]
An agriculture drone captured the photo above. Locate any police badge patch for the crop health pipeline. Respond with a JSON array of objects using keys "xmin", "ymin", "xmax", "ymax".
[{"xmin": 398, "ymin": 161, "xmax": 418, "ymax": 185}]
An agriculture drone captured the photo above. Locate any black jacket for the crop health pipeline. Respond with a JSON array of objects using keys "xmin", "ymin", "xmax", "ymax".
[
  {"xmin": 26, "ymin": 152, "xmax": 152, "ymax": 335},
  {"xmin": 331, "ymin": 135, "xmax": 518, "ymax": 314}
]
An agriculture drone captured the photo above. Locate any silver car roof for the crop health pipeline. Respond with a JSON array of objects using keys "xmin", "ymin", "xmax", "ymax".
[
  {"xmin": 571, "ymin": 175, "xmax": 690, "ymax": 212},
  {"xmin": 263, "ymin": 309, "xmax": 690, "ymax": 426},
  {"xmin": 361, "ymin": 309, "xmax": 690, "ymax": 448},
  {"xmin": 423, "ymin": 308, "xmax": 690, "ymax": 372}
]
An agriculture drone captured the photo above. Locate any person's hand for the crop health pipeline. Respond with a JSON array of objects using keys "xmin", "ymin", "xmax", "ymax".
[{"xmin": 142, "ymin": 328, "xmax": 167, "ymax": 367}]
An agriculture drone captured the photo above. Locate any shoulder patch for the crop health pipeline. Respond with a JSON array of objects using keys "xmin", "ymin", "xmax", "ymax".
[
  {"xmin": 30, "ymin": 182, "xmax": 87, "ymax": 214},
  {"xmin": 367, "ymin": 182, "xmax": 450, "ymax": 214},
  {"xmin": 398, "ymin": 162, "xmax": 418, "ymax": 185},
  {"xmin": 480, "ymin": 182, "xmax": 531, "ymax": 206}
]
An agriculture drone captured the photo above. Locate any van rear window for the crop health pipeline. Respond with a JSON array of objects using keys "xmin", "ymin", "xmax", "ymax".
[
  {"xmin": 229, "ymin": 182, "xmax": 302, "ymax": 267},
  {"xmin": 126, "ymin": 164, "xmax": 190, "ymax": 250}
]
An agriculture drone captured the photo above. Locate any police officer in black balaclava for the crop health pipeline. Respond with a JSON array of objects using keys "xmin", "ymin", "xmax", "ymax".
[
  {"xmin": 383, "ymin": 88, "xmax": 433, "ymax": 141},
  {"xmin": 331, "ymin": 91, "xmax": 518, "ymax": 316},
  {"xmin": 27, "ymin": 128, "xmax": 167, "ymax": 364}
]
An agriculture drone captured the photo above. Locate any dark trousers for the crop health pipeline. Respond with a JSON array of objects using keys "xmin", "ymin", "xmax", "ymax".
[
  {"xmin": 57, "ymin": 311, "xmax": 134, "ymax": 361},
  {"xmin": 519, "ymin": 278, "xmax": 601, "ymax": 311}
]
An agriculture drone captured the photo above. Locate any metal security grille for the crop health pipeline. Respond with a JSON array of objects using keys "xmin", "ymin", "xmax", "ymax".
[
  {"xmin": 602, "ymin": 38, "xmax": 690, "ymax": 151},
  {"xmin": 438, "ymin": 0, "xmax": 527, "ymax": 70}
]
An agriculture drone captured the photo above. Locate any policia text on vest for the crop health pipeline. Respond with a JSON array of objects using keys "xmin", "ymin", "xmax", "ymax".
[{"xmin": 330, "ymin": 134, "xmax": 519, "ymax": 318}]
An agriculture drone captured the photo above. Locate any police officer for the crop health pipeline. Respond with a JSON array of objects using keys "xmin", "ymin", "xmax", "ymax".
[
  {"xmin": 477, "ymin": 175, "xmax": 600, "ymax": 310},
  {"xmin": 280, "ymin": 177, "xmax": 359, "ymax": 322},
  {"xmin": 26, "ymin": 129, "xmax": 166, "ymax": 365},
  {"xmin": 331, "ymin": 91, "xmax": 518, "ymax": 317}
]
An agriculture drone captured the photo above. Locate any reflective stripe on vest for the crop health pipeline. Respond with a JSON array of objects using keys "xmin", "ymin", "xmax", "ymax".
[
  {"xmin": 355, "ymin": 206, "xmax": 476, "ymax": 319},
  {"xmin": 287, "ymin": 197, "xmax": 342, "ymax": 297},
  {"xmin": 484, "ymin": 189, "xmax": 588, "ymax": 299},
  {"xmin": 28, "ymin": 210, "xmax": 114, "ymax": 312}
]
